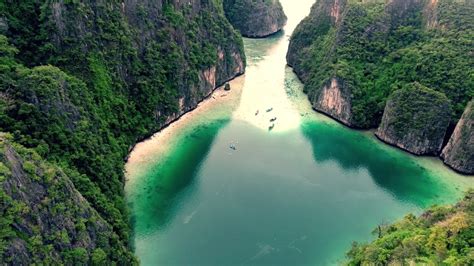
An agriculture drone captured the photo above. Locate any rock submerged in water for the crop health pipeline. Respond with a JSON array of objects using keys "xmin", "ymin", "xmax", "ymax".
[
  {"xmin": 441, "ymin": 100, "xmax": 474, "ymax": 174},
  {"xmin": 375, "ymin": 83, "xmax": 451, "ymax": 155},
  {"xmin": 223, "ymin": 0, "xmax": 287, "ymax": 37}
]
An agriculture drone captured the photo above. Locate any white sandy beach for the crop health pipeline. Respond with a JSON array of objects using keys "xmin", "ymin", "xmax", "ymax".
[{"xmin": 125, "ymin": 75, "xmax": 246, "ymax": 183}]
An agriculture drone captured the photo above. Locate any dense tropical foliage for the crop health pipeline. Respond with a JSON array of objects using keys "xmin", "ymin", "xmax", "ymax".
[
  {"xmin": 289, "ymin": 0, "xmax": 473, "ymax": 128},
  {"xmin": 347, "ymin": 190, "xmax": 474, "ymax": 265},
  {"xmin": 0, "ymin": 0, "xmax": 244, "ymax": 263},
  {"xmin": 0, "ymin": 133, "xmax": 137, "ymax": 264}
]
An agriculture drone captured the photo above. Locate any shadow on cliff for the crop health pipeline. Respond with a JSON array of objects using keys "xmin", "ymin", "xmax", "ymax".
[
  {"xmin": 300, "ymin": 120, "xmax": 453, "ymax": 207},
  {"xmin": 128, "ymin": 118, "xmax": 230, "ymax": 242}
]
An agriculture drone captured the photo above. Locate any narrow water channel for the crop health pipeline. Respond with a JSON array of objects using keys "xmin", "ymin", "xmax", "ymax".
[{"xmin": 125, "ymin": 1, "xmax": 473, "ymax": 265}]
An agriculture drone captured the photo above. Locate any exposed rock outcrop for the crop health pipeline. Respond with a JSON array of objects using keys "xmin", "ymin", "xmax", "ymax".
[
  {"xmin": 287, "ymin": 0, "xmax": 353, "ymax": 126},
  {"xmin": 42, "ymin": 0, "xmax": 245, "ymax": 124},
  {"xmin": 287, "ymin": 0, "xmax": 473, "ymax": 129},
  {"xmin": 313, "ymin": 77, "xmax": 353, "ymax": 126},
  {"xmin": 441, "ymin": 100, "xmax": 474, "ymax": 174},
  {"xmin": 0, "ymin": 134, "xmax": 136, "ymax": 264},
  {"xmin": 1, "ymin": 0, "xmax": 247, "ymax": 261},
  {"xmin": 423, "ymin": 0, "xmax": 440, "ymax": 29},
  {"xmin": 287, "ymin": 0, "xmax": 347, "ymax": 76},
  {"xmin": 375, "ymin": 83, "xmax": 451, "ymax": 155},
  {"xmin": 223, "ymin": 0, "xmax": 287, "ymax": 37}
]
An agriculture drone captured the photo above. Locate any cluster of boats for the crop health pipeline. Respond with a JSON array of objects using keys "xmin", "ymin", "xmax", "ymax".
[
  {"xmin": 255, "ymin": 107, "xmax": 277, "ymax": 131},
  {"xmin": 266, "ymin": 107, "xmax": 277, "ymax": 131},
  {"xmin": 230, "ymin": 107, "xmax": 278, "ymax": 150}
]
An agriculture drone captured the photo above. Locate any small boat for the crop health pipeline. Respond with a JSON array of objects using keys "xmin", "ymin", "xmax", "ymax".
[
  {"xmin": 270, "ymin": 117, "xmax": 277, "ymax": 122},
  {"xmin": 255, "ymin": 110, "xmax": 259, "ymax": 116},
  {"xmin": 268, "ymin": 123, "xmax": 275, "ymax": 131},
  {"xmin": 229, "ymin": 144, "xmax": 237, "ymax": 150},
  {"xmin": 266, "ymin": 108, "xmax": 273, "ymax": 112}
]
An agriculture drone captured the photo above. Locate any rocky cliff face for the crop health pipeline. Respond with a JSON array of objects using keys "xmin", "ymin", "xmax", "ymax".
[
  {"xmin": 223, "ymin": 0, "xmax": 287, "ymax": 37},
  {"xmin": 313, "ymin": 77, "xmax": 353, "ymax": 125},
  {"xmin": 375, "ymin": 83, "xmax": 451, "ymax": 155},
  {"xmin": 43, "ymin": 0, "xmax": 245, "ymax": 123},
  {"xmin": 286, "ymin": 0, "xmax": 353, "ymax": 125},
  {"xmin": 0, "ymin": 134, "xmax": 136, "ymax": 264},
  {"xmin": 287, "ymin": 0, "xmax": 346, "ymax": 74},
  {"xmin": 0, "ymin": 0, "xmax": 246, "ymax": 261},
  {"xmin": 441, "ymin": 101, "xmax": 474, "ymax": 174},
  {"xmin": 287, "ymin": 0, "xmax": 473, "ymax": 129}
]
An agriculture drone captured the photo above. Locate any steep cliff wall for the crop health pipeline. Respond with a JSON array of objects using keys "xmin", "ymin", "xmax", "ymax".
[
  {"xmin": 287, "ymin": 0, "xmax": 473, "ymax": 129},
  {"xmin": 223, "ymin": 0, "xmax": 287, "ymax": 37},
  {"xmin": 313, "ymin": 78, "xmax": 353, "ymax": 126},
  {"xmin": 0, "ymin": 134, "xmax": 136, "ymax": 264},
  {"xmin": 0, "ymin": 0, "xmax": 245, "ymax": 261},
  {"xmin": 287, "ymin": 0, "xmax": 346, "ymax": 82},
  {"xmin": 441, "ymin": 101, "xmax": 474, "ymax": 174},
  {"xmin": 375, "ymin": 83, "xmax": 451, "ymax": 155},
  {"xmin": 40, "ymin": 0, "xmax": 245, "ymax": 120}
]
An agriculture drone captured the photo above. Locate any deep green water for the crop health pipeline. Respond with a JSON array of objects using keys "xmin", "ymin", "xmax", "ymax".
[{"xmin": 126, "ymin": 1, "xmax": 473, "ymax": 265}]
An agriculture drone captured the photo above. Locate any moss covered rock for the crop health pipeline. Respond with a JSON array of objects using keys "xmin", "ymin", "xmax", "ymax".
[
  {"xmin": 441, "ymin": 100, "xmax": 474, "ymax": 174},
  {"xmin": 375, "ymin": 83, "xmax": 451, "ymax": 155},
  {"xmin": 224, "ymin": 0, "xmax": 287, "ymax": 37}
]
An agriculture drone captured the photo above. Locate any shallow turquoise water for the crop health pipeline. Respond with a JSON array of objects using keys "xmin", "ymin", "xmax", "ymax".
[{"xmin": 126, "ymin": 1, "xmax": 472, "ymax": 265}]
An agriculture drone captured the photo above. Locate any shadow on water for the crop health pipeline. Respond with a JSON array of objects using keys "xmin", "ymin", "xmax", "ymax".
[
  {"xmin": 300, "ymin": 120, "xmax": 456, "ymax": 208},
  {"xmin": 129, "ymin": 118, "xmax": 230, "ymax": 240}
]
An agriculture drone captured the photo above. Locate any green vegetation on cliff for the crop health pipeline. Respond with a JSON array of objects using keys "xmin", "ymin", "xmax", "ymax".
[
  {"xmin": 380, "ymin": 83, "xmax": 450, "ymax": 139},
  {"xmin": 223, "ymin": 0, "xmax": 287, "ymax": 37},
  {"xmin": 0, "ymin": 0, "xmax": 245, "ymax": 262},
  {"xmin": 0, "ymin": 133, "xmax": 136, "ymax": 264},
  {"xmin": 441, "ymin": 100, "xmax": 474, "ymax": 174},
  {"xmin": 375, "ymin": 82, "xmax": 452, "ymax": 155},
  {"xmin": 288, "ymin": 0, "xmax": 474, "ymax": 128},
  {"xmin": 347, "ymin": 190, "xmax": 474, "ymax": 265}
]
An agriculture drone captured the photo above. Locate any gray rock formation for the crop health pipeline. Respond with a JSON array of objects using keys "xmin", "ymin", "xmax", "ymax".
[
  {"xmin": 43, "ymin": 0, "xmax": 246, "ymax": 126},
  {"xmin": 441, "ymin": 100, "xmax": 474, "ymax": 174},
  {"xmin": 0, "ymin": 0, "xmax": 246, "ymax": 262},
  {"xmin": 287, "ymin": 0, "xmax": 472, "ymax": 129},
  {"xmin": 375, "ymin": 83, "xmax": 451, "ymax": 155},
  {"xmin": 224, "ymin": 0, "xmax": 287, "ymax": 37},
  {"xmin": 0, "ymin": 134, "xmax": 136, "ymax": 264},
  {"xmin": 313, "ymin": 77, "xmax": 353, "ymax": 126}
]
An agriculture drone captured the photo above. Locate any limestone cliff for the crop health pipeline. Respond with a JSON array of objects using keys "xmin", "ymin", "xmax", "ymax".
[
  {"xmin": 42, "ymin": 0, "xmax": 246, "ymax": 124},
  {"xmin": 313, "ymin": 77, "xmax": 353, "ymax": 126},
  {"xmin": 287, "ymin": 0, "xmax": 473, "ymax": 129},
  {"xmin": 223, "ymin": 0, "xmax": 287, "ymax": 37},
  {"xmin": 0, "ymin": 0, "xmax": 246, "ymax": 261},
  {"xmin": 287, "ymin": 0, "xmax": 347, "ymax": 77},
  {"xmin": 0, "ymin": 134, "xmax": 136, "ymax": 264},
  {"xmin": 375, "ymin": 83, "xmax": 451, "ymax": 155},
  {"xmin": 441, "ymin": 101, "xmax": 474, "ymax": 174}
]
